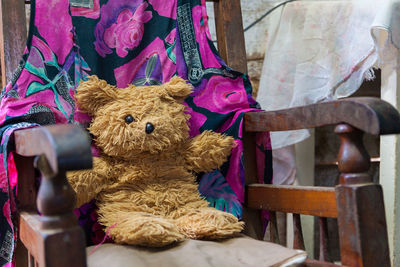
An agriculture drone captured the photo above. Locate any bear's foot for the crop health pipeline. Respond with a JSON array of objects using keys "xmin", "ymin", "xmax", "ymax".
[
  {"xmin": 175, "ymin": 208, "xmax": 244, "ymax": 240},
  {"xmin": 104, "ymin": 212, "xmax": 185, "ymax": 247}
]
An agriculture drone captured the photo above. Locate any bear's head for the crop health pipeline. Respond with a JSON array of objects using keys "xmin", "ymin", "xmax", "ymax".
[{"xmin": 75, "ymin": 75, "xmax": 192, "ymax": 159}]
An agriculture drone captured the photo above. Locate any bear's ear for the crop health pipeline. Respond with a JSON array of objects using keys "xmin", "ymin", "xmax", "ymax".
[
  {"xmin": 163, "ymin": 76, "xmax": 192, "ymax": 100},
  {"xmin": 75, "ymin": 75, "xmax": 118, "ymax": 115}
]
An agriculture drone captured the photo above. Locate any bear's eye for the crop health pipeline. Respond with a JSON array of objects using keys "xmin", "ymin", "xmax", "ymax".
[{"xmin": 124, "ymin": 115, "xmax": 135, "ymax": 124}]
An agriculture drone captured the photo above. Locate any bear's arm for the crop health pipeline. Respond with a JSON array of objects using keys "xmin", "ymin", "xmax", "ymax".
[
  {"xmin": 184, "ymin": 131, "xmax": 235, "ymax": 173},
  {"xmin": 67, "ymin": 157, "xmax": 111, "ymax": 207}
]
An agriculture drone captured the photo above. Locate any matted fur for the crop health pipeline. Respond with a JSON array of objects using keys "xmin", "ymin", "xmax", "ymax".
[{"xmin": 68, "ymin": 76, "xmax": 244, "ymax": 247}]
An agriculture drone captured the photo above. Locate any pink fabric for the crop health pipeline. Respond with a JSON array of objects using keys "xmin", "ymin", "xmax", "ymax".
[
  {"xmin": 193, "ymin": 76, "xmax": 249, "ymax": 114},
  {"xmin": 35, "ymin": 0, "xmax": 73, "ymax": 64}
]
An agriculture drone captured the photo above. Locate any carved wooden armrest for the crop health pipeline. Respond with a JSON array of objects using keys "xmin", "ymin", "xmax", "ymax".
[
  {"xmin": 245, "ymin": 97, "xmax": 400, "ymax": 135},
  {"xmin": 15, "ymin": 124, "xmax": 92, "ymax": 173},
  {"xmin": 13, "ymin": 124, "xmax": 92, "ymax": 267}
]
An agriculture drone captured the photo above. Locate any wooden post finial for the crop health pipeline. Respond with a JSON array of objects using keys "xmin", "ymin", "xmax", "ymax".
[
  {"xmin": 334, "ymin": 124, "xmax": 371, "ymax": 185},
  {"xmin": 35, "ymin": 155, "xmax": 77, "ymax": 229}
]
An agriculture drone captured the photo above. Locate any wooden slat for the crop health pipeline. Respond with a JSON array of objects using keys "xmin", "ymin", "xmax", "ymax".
[
  {"xmin": 319, "ymin": 217, "xmax": 331, "ymax": 262},
  {"xmin": 0, "ymin": 0, "xmax": 27, "ymax": 87},
  {"xmin": 246, "ymin": 184, "xmax": 338, "ymax": 218},
  {"xmin": 293, "ymin": 214, "xmax": 305, "ymax": 250},
  {"xmin": 269, "ymin": 211, "xmax": 280, "ymax": 244},
  {"xmin": 276, "ymin": 212, "xmax": 287, "ymax": 246}
]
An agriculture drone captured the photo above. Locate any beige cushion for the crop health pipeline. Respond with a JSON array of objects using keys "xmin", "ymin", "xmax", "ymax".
[{"xmin": 87, "ymin": 235, "xmax": 307, "ymax": 267}]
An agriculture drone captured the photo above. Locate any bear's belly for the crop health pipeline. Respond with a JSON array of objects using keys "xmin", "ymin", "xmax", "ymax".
[
  {"xmin": 113, "ymin": 164, "xmax": 190, "ymax": 183},
  {"xmin": 97, "ymin": 176, "xmax": 208, "ymax": 218}
]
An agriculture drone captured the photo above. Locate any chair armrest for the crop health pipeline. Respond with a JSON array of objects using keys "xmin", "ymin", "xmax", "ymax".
[
  {"xmin": 245, "ymin": 97, "xmax": 400, "ymax": 135},
  {"xmin": 244, "ymin": 97, "xmax": 394, "ymax": 266},
  {"xmin": 14, "ymin": 124, "xmax": 92, "ymax": 174}
]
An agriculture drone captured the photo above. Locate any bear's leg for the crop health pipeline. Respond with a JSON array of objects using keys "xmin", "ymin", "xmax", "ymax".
[
  {"xmin": 100, "ymin": 211, "xmax": 185, "ymax": 247},
  {"xmin": 175, "ymin": 207, "xmax": 244, "ymax": 240}
]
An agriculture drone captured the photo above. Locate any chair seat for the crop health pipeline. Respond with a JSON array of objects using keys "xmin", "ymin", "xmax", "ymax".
[{"xmin": 87, "ymin": 235, "xmax": 307, "ymax": 267}]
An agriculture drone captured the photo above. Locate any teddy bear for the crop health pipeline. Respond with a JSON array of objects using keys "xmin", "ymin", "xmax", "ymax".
[{"xmin": 67, "ymin": 75, "xmax": 244, "ymax": 247}]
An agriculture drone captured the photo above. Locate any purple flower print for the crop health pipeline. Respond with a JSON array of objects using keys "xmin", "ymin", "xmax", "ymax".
[
  {"xmin": 94, "ymin": 0, "xmax": 149, "ymax": 57},
  {"xmin": 114, "ymin": 38, "xmax": 176, "ymax": 88},
  {"xmin": 103, "ymin": 2, "xmax": 152, "ymax": 57}
]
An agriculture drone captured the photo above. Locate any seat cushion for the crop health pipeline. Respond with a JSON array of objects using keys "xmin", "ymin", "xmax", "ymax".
[{"xmin": 87, "ymin": 235, "xmax": 307, "ymax": 267}]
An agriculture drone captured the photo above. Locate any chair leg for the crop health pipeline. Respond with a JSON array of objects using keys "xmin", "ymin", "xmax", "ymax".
[{"xmin": 336, "ymin": 184, "xmax": 390, "ymax": 267}]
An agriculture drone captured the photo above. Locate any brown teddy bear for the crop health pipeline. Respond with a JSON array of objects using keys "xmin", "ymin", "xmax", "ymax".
[{"xmin": 68, "ymin": 75, "xmax": 244, "ymax": 247}]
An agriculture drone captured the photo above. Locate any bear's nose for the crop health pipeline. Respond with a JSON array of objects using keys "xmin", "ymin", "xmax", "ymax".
[{"xmin": 145, "ymin": 123, "xmax": 154, "ymax": 134}]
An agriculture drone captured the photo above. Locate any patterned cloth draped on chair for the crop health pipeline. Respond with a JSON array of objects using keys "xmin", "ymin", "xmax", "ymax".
[{"xmin": 0, "ymin": 0, "xmax": 272, "ymax": 265}]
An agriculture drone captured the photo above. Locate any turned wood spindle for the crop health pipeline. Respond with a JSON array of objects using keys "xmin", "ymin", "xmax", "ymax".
[
  {"xmin": 35, "ymin": 155, "xmax": 77, "ymax": 229},
  {"xmin": 334, "ymin": 124, "xmax": 371, "ymax": 185}
]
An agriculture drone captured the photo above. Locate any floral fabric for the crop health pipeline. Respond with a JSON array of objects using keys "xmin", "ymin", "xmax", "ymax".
[{"xmin": 0, "ymin": 0, "xmax": 272, "ymax": 265}]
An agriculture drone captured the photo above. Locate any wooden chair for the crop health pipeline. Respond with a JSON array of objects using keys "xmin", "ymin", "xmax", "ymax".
[{"xmin": 1, "ymin": 0, "xmax": 398, "ymax": 266}]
